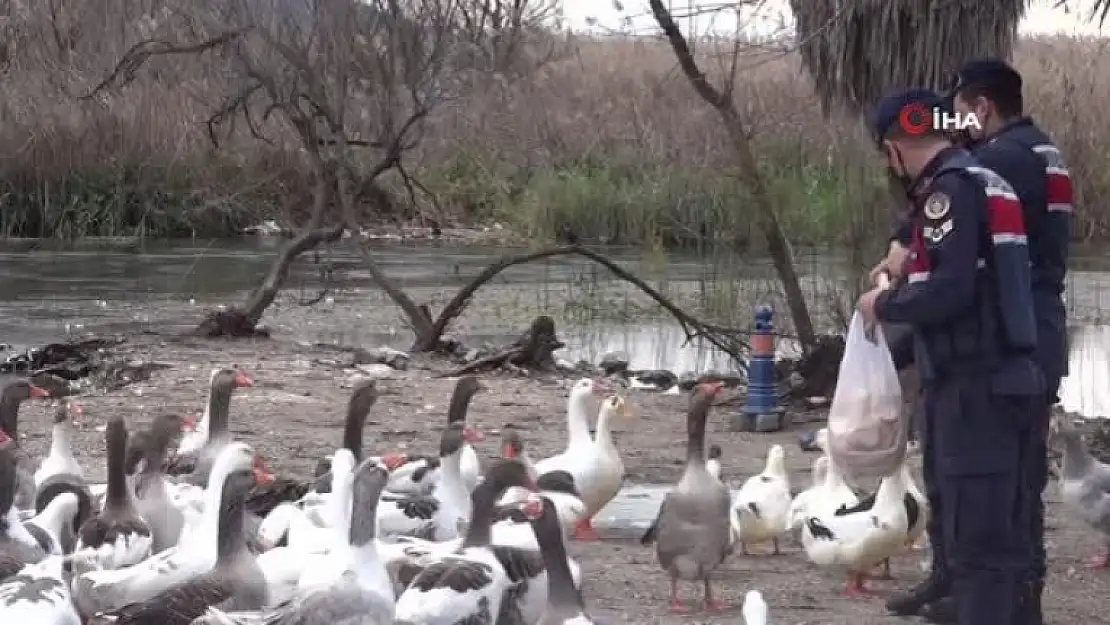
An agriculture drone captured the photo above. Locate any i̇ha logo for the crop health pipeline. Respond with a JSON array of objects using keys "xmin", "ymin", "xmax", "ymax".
[{"xmin": 898, "ymin": 102, "xmax": 981, "ymax": 134}]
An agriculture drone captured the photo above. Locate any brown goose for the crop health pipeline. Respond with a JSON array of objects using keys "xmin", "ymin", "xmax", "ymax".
[
  {"xmin": 71, "ymin": 416, "xmax": 153, "ymax": 575},
  {"xmin": 530, "ymin": 495, "xmax": 596, "ymax": 625},
  {"xmin": 0, "ymin": 435, "xmax": 46, "ymax": 580},
  {"xmin": 653, "ymin": 381, "xmax": 731, "ymax": 613},
  {"xmin": 130, "ymin": 414, "xmax": 194, "ymax": 553},
  {"xmin": 86, "ymin": 443, "xmax": 269, "ymax": 625},
  {"xmin": 377, "ymin": 376, "xmax": 485, "ymax": 495},
  {"xmin": 244, "ymin": 379, "xmax": 379, "ymax": 518},
  {"xmin": 0, "ymin": 380, "xmax": 52, "ymax": 510},
  {"xmin": 167, "ymin": 367, "xmax": 253, "ymax": 481}
]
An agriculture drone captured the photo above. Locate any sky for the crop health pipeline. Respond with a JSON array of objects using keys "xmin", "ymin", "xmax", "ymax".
[{"xmin": 561, "ymin": 1, "xmax": 1109, "ymax": 38}]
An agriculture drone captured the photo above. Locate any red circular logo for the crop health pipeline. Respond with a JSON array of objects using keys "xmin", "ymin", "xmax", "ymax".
[{"xmin": 898, "ymin": 102, "xmax": 930, "ymax": 135}]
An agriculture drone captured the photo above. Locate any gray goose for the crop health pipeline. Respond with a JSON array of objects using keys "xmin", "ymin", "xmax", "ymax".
[
  {"xmin": 130, "ymin": 413, "xmax": 194, "ymax": 553},
  {"xmin": 653, "ymin": 381, "xmax": 731, "ymax": 613},
  {"xmin": 71, "ymin": 416, "xmax": 153, "ymax": 574},
  {"xmin": 0, "ymin": 380, "xmax": 52, "ymax": 510},
  {"xmin": 87, "ymin": 443, "xmax": 269, "ymax": 625},
  {"xmin": 530, "ymin": 495, "xmax": 596, "ymax": 625},
  {"xmin": 0, "ymin": 437, "xmax": 46, "ymax": 581},
  {"xmin": 167, "ymin": 368, "xmax": 253, "ymax": 482}
]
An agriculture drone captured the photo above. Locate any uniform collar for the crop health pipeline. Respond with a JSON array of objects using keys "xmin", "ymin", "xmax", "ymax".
[
  {"xmin": 973, "ymin": 116, "xmax": 1035, "ymax": 147},
  {"xmin": 909, "ymin": 146, "xmax": 966, "ymax": 199}
]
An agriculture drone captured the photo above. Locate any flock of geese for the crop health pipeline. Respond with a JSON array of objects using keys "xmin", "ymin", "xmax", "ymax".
[{"xmin": 0, "ymin": 366, "xmax": 1108, "ymax": 625}]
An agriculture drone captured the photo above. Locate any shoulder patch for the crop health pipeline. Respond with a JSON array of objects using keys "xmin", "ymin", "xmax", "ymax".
[{"xmin": 923, "ymin": 192, "xmax": 950, "ymax": 220}]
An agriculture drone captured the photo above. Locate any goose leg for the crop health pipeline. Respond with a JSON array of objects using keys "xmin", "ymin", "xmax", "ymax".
[
  {"xmin": 772, "ymin": 537, "xmax": 781, "ymax": 555},
  {"xmin": 574, "ymin": 517, "xmax": 601, "ymax": 541},
  {"xmin": 668, "ymin": 577, "xmax": 689, "ymax": 613},
  {"xmin": 703, "ymin": 577, "xmax": 725, "ymax": 611},
  {"xmin": 844, "ymin": 573, "xmax": 872, "ymax": 598}
]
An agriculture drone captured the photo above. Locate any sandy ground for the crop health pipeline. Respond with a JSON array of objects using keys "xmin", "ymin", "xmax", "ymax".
[{"xmin": 9, "ymin": 334, "xmax": 1108, "ymax": 624}]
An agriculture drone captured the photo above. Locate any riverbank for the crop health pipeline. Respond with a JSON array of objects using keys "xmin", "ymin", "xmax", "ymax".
[{"xmin": 4, "ymin": 333, "xmax": 1107, "ymax": 623}]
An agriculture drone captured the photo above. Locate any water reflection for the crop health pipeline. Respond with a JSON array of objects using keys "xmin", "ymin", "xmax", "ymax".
[{"xmin": 1060, "ymin": 325, "xmax": 1110, "ymax": 419}]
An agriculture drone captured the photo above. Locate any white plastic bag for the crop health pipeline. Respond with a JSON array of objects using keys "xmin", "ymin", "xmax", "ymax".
[{"xmin": 826, "ymin": 311, "xmax": 907, "ymax": 480}]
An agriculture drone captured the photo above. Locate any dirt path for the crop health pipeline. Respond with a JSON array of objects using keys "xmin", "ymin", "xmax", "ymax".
[{"xmin": 11, "ymin": 335, "xmax": 1107, "ymax": 624}]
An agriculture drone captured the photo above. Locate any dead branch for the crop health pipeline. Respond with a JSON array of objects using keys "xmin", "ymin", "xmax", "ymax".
[{"xmin": 442, "ymin": 315, "xmax": 566, "ymax": 376}]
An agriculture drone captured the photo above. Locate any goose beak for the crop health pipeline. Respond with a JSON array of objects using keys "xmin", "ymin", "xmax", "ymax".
[
  {"xmin": 381, "ymin": 452, "xmax": 408, "ymax": 471},
  {"xmin": 519, "ymin": 495, "xmax": 544, "ymax": 520},
  {"xmin": 233, "ymin": 371, "xmax": 254, "ymax": 388},
  {"xmin": 29, "ymin": 384, "xmax": 50, "ymax": 399}
]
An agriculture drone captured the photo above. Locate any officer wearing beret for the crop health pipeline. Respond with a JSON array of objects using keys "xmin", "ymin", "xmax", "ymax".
[{"xmin": 858, "ymin": 88, "xmax": 1043, "ymax": 625}]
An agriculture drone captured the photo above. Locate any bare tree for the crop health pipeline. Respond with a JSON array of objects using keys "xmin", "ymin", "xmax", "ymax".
[{"xmin": 645, "ymin": 0, "xmax": 818, "ymax": 352}]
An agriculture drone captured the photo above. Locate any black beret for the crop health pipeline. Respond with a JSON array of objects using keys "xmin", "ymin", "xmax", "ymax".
[{"xmin": 948, "ymin": 57, "xmax": 1023, "ymax": 102}]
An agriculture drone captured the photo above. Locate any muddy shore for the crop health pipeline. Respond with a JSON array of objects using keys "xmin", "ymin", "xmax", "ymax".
[{"xmin": 7, "ymin": 334, "xmax": 1108, "ymax": 624}]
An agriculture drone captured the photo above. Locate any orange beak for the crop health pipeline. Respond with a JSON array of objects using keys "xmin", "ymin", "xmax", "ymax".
[
  {"xmin": 252, "ymin": 457, "xmax": 275, "ymax": 484},
  {"xmin": 233, "ymin": 371, "xmax": 254, "ymax": 388},
  {"xmin": 462, "ymin": 426, "xmax": 485, "ymax": 443},
  {"xmin": 182, "ymin": 416, "xmax": 197, "ymax": 432},
  {"xmin": 501, "ymin": 444, "xmax": 517, "ymax": 459},
  {"xmin": 29, "ymin": 384, "xmax": 50, "ymax": 399},
  {"xmin": 381, "ymin": 452, "xmax": 408, "ymax": 471},
  {"xmin": 69, "ymin": 402, "xmax": 83, "ymax": 422}
]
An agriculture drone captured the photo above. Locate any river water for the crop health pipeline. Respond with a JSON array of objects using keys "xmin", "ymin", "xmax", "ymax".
[{"xmin": 2, "ymin": 237, "xmax": 1110, "ymax": 419}]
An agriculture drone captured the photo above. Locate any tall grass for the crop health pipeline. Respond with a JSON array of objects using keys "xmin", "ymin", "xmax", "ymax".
[{"xmin": 1, "ymin": 8, "xmax": 1106, "ymax": 244}]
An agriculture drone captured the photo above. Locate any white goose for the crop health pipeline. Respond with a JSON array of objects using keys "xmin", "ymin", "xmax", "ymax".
[
  {"xmin": 71, "ymin": 442, "xmax": 257, "ymax": 616},
  {"xmin": 801, "ymin": 463, "xmax": 912, "ymax": 597},
  {"xmin": 732, "ymin": 444, "xmax": 793, "ymax": 555},
  {"xmin": 23, "ymin": 490, "xmax": 84, "ymax": 556},
  {"xmin": 787, "ymin": 455, "xmax": 831, "ymax": 531},
  {"xmin": 175, "ymin": 368, "xmax": 225, "ymax": 459},
  {"xmin": 193, "ymin": 458, "xmax": 396, "ymax": 625},
  {"xmin": 0, "ymin": 555, "xmax": 80, "ymax": 624},
  {"xmin": 377, "ymin": 422, "xmax": 482, "ymax": 541},
  {"xmin": 498, "ymin": 425, "xmax": 587, "ymax": 539},
  {"xmin": 535, "ymin": 384, "xmax": 628, "ymax": 541},
  {"xmin": 393, "ymin": 460, "xmax": 539, "ymax": 625},
  {"xmin": 33, "ymin": 400, "xmax": 83, "ymax": 489},
  {"xmin": 376, "ymin": 376, "xmax": 485, "ymax": 496}
]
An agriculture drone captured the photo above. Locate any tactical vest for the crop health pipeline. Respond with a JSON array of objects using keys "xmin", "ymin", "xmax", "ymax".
[{"xmin": 905, "ymin": 151, "xmax": 1038, "ymax": 380}]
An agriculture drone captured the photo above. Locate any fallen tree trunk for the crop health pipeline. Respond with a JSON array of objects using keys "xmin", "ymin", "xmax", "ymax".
[{"xmin": 441, "ymin": 315, "xmax": 565, "ymax": 376}]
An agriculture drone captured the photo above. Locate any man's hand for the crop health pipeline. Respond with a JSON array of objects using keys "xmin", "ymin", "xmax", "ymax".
[
  {"xmin": 869, "ymin": 241, "xmax": 909, "ymax": 284},
  {"xmin": 858, "ymin": 286, "xmax": 884, "ymax": 340}
]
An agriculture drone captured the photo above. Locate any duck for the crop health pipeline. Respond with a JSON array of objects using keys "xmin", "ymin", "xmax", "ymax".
[
  {"xmin": 801, "ymin": 463, "xmax": 912, "ymax": 597},
  {"xmin": 34, "ymin": 399, "xmax": 83, "ymax": 489},
  {"xmin": 787, "ymin": 455, "xmax": 831, "ymax": 531},
  {"xmin": 0, "ymin": 380, "xmax": 52, "ymax": 510},
  {"xmin": 247, "ymin": 380, "xmax": 379, "ymax": 518},
  {"xmin": 1052, "ymin": 416, "xmax": 1110, "ymax": 568},
  {"xmin": 731, "ymin": 444, "xmax": 792, "ymax": 555},
  {"xmin": 375, "ymin": 376, "xmax": 485, "ymax": 496},
  {"xmin": 536, "ymin": 382, "xmax": 627, "ymax": 542},
  {"xmin": 834, "ymin": 460, "xmax": 926, "ymax": 579},
  {"xmin": 194, "ymin": 457, "xmax": 396, "ymax": 625},
  {"xmin": 0, "ymin": 553, "xmax": 80, "ymax": 624},
  {"xmin": 804, "ymin": 448, "xmax": 860, "ymax": 520},
  {"xmin": 130, "ymin": 413, "xmax": 195, "ymax": 553},
  {"xmin": 651, "ymin": 382, "xmax": 732, "ymax": 613},
  {"xmin": 377, "ymin": 421, "xmax": 484, "ymax": 541},
  {"xmin": 85, "ymin": 443, "xmax": 269, "ymax": 625},
  {"xmin": 393, "ymin": 459, "xmax": 539, "ymax": 625},
  {"xmin": 0, "ymin": 440, "xmax": 47, "ymax": 580},
  {"xmin": 497, "ymin": 425, "xmax": 587, "ymax": 539},
  {"xmin": 70, "ymin": 416, "xmax": 153, "ymax": 576},
  {"xmin": 706, "ymin": 445, "xmax": 724, "ymax": 482},
  {"xmin": 168, "ymin": 367, "xmax": 254, "ymax": 481},
  {"xmin": 741, "ymin": 589, "xmax": 768, "ymax": 625},
  {"xmin": 71, "ymin": 442, "xmax": 265, "ymax": 616}
]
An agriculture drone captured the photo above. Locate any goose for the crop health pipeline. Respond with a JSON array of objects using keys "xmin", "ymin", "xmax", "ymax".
[
  {"xmin": 834, "ymin": 461, "xmax": 927, "ymax": 580},
  {"xmin": 0, "ymin": 439, "xmax": 46, "ymax": 580},
  {"xmin": 804, "ymin": 449, "xmax": 860, "ymax": 520},
  {"xmin": 131, "ymin": 413, "xmax": 195, "ymax": 553},
  {"xmin": 374, "ymin": 376, "xmax": 485, "ymax": 496},
  {"xmin": 168, "ymin": 367, "xmax": 254, "ymax": 481},
  {"xmin": 377, "ymin": 421, "xmax": 483, "ymax": 541},
  {"xmin": 732, "ymin": 444, "xmax": 792, "ymax": 555},
  {"xmin": 86, "ymin": 443, "xmax": 269, "ymax": 625},
  {"xmin": 0, "ymin": 553, "xmax": 80, "ymax": 624},
  {"xmin": 71, "ymin": 442, "xmax": 263, "ymax": 616},
  {"xmin": 706, "ymin": 445, "xmax": 724, "ymax": 482},
  {"xmin": 34, "ymin": 400, "xmax": 83, "ymax": 488},
  {"xmin": 0, "ymin": 380, "xmax": 52, "ymax": 510},
  {"xmin": 246, "ymin": 380, "xmax": 379, "ymax": 517},
  {"xmin": 652, "ymin": 382, "xmax": 732, "ymax": 613},
  {"xmin": 741, "ymin": 589, "xmax": 768, "ymax": 625},
  {"xmin": 1052, "ymin": 416, "xmax": 1110, "ymax": 568},
  {"xmin": 535, "ymin": 384, "xmax": 627, "ymax": 541},
  {"xmin": 393, "ymin": 459, "xmax": 538, "ymax": 625},
  {"xmin": 125, "ymin": 412, "xmax": 195, "ymax": 475},
  {"xmin": 194, "ymin": 457, "xmax": 395, "ymax": 625},
  {"xmin": 258, "ymin": 449, "xmax": 358, "ymax": 605},
  {"xmin": 530, "ymin": 494, "xmax": 596, "ymax": 625},
  {"xmin": 24, "ymin": 488, "xmax": 85, "ymax": 556},
  {"xmin": 498, "ymin": 425, "xmax": 587, "ymax": 539},
  {"xmin": 801, "ymin": 464, "xmax": 912, "ymax": 597},
  {"xmin": 70, "ymin": 416, "xmax": 153, "ymax": 576},
  {"xmin": 787, "ymin": 455, "xmax": 830, "ymax": 531}
]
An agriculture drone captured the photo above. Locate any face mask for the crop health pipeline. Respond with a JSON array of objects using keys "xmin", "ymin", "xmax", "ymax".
[{"xmin": 885, "ymin": 144, "xmax": 914, "ymax": 196}]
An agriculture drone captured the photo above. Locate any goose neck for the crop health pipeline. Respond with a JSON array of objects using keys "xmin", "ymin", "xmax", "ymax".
[
  {"xmin": 0, "ymin": 396, "xmax": 21, "ymax": 440},
  {"xmin": 535, "ymin": 515, "xmax": 584, "ymax": 610},
  {"xmin": 216, "ymin": 482, "xmax": 248, "ymax": 561},
  {"xmin": 876, "ymin": 470, "xmax": 907, "ymax": 506},
  {"xmin": 207, "ymin": 386, "xmax": 232, "ymax": 437},
  {"xmin": 49, "ymin": 422, "xmax": 75, "ymax": 459},
  {"xmin": 566, "ymin": 395, "xmax": 594, "ymax": 447},
  {"xmin": 460, "ymin": 483, "xmax": 501, "ymax": 548},
  {"xmin": 594, "ymin": 407, "xmax": 616, "ymax": 451},
  {"xmin": 105, "ymin": 423, "xmax": 129, "ymax": 506}
]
